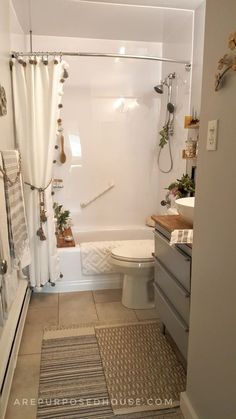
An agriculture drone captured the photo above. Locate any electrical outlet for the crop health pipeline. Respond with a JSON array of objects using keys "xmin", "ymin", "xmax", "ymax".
[{"xmin": 207, "ymin": 120, "xmax": 218, "ymax": 151}]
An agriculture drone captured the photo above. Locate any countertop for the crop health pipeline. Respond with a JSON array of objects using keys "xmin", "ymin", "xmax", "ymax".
[{"xmin": 151, "ymin": 214, "xmax": 193, "ymax": 232}]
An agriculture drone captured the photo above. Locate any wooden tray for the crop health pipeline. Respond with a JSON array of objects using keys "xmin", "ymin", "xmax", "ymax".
[{"xmin": 56, "ymin": 227, "xmax": 75, "ymax": 248}]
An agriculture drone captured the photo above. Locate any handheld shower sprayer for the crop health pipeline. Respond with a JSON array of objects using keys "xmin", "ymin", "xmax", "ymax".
[{"xmin": 154, "ymin": 72, "xmax": 176, "ymax": 173}]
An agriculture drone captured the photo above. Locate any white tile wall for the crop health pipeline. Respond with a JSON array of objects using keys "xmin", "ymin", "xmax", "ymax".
[
  {"xmin": 30, "ymin": 36, "xmax": 163, "ymax": 227},
  {"xmin": 13, "ymin": 32, "xmax": 193, "ymax": 227},
  {"xmin": 156, "ymin": 41, "xmax": 193, "ymax": 213}
]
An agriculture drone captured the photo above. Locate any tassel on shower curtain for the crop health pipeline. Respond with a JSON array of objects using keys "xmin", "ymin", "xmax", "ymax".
[{"xmin": 11, "ymin": 55, "xmax": 69, "ymax": 288}]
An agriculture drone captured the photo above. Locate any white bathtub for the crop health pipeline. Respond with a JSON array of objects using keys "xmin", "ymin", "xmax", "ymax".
[
  {"xmin": 42, "ymin": 225, "xmax": 154, "ymax": 293},
  {"xmin": 72, "ymin": 225, "xmax": 153, "ymax": 243}
]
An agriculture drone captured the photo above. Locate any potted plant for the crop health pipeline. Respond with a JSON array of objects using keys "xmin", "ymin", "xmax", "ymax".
[
  {"xmin": 161, "ymin": 174, "xmax": 195, "ymax": 208},
  {"xmin": 53, "ymin": 202, "xmax": 71, "ymax": 236}
]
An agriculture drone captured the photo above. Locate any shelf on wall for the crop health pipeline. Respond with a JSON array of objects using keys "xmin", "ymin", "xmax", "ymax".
[
  {"xmin": 185, "ymin": 124, "xmax": 200, "ymax": 129},
  {"xmin": 184, "ymin": 116, "xmax": 200, "ymax": 129},
  {"xmin": 182, "ymin": 150, "xmax": 197, "ymax": 160}
]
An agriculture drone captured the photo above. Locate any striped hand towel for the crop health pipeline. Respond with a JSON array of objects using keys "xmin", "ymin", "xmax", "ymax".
[
  {"xmin": 1, "ymin": 150, "xmax": 30, "ymax": 269},
  {"xmin": 170, "ymin": 229, "xmax": 193, "ymax": 246}
]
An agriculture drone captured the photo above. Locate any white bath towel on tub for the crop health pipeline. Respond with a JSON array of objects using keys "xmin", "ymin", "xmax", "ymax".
[
  {"xmin": 80, "ymin": 241, "xmax": 119, "ymax": 275},
  {"xmin": 80, "ymin": 240, "xmax": 151, "ymax": 275}
]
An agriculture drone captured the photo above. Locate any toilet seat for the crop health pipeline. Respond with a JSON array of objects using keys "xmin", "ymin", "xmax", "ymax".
[{"xmin": 111, "ymin": 240, "xmax": 154, "ymax": 263}]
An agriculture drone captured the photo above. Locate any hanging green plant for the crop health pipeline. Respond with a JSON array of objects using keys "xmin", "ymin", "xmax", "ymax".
[{"xmin": 159, "ymin": 123, "xmax": 169, "ymax": 148}]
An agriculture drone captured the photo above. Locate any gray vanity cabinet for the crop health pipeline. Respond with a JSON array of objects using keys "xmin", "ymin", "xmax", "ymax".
[{"xmin": 154, "ymin": 226, "xmax": 192, "ymax": 361}]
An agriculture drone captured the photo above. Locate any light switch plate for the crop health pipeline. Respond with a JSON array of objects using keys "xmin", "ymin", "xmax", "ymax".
[{"xmin": 207, "ymin": 120, "xmax": 218, "ymax": 151}]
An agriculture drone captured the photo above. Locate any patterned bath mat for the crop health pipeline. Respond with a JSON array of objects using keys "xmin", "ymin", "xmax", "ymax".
[{"xmin": 37, "ymin": 321, "xmax": 186, "ymax": 418}]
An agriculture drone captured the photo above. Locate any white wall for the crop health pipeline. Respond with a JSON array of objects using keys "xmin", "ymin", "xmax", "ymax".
[
  {"xmin": 10, "ymin": 0, "xmax": 26, "ymax": 51},
  {"xmin": 181, "ymin": 1, "xmax": 236, "ymax": 418},
  {"xmin": 186, "ymin": 1, "xmax": 206, "ymax": 177},
  {"xmin": 190, "ymin": 2, "xmax": 205, "ymax": 116},
  {"xmin": 28, "ymin": 35, "xmax": 163, "ymax": 227},
  {"xmin": 0, "ymin": 0, "xmax": 14, "ymax": 149}
]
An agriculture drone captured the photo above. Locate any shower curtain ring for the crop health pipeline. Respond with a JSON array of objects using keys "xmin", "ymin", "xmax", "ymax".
[{"xmin": 43, "ymin": 54, "xmax": 48, "ymax": 65}]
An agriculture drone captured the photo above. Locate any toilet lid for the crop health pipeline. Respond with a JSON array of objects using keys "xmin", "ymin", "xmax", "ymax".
[{"xmin": 111, "ymin": 240, "xmax": 154, "ymax": 262}]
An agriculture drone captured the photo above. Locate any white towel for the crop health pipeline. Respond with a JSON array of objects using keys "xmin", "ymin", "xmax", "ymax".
[
  {"xmin": 0, "ymin": 153, "xmax": 20, "ymax": 318},
  {"xmin": 0, "ymin": 154, "xmax": 10, "ymax": 268},
  {"xmin": 80, "ymin": 240, "xmax": 150, "ymax": 275},
  {"xmin": 1, "ymin": 150, "xmax": 30, "ymax": 269},
  {"xmin": 170, "ymin": 229, "xmax": 193, "ymax": 246},
  {"xmin": 0, "ymin": 154, "xmax": 11, "ymax": 321},
  {"xmin": 80, "ymin": 241, "xmax": 118, "ymax": 275}
]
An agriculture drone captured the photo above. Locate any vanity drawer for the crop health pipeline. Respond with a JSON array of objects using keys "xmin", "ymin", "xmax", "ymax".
[
  {"xmin": 154, "ymin": 257, "xmax": 190, "ymax": 325},
  {"xmin": 154, "ymin": 283, "xmax": 189, "ymax": 359},
  {"xmin": 154, "ymin": 231, "xmax": 191, "ymax": 291}
]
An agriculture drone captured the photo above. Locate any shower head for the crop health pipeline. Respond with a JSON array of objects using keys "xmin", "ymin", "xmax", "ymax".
[
  {"xmin": 154, "ymin": 72, "xmax": 176, "ymax": 94},
  {"xmin": 154, "ymin": 84, "xmax": 164, "ymax": 94}
]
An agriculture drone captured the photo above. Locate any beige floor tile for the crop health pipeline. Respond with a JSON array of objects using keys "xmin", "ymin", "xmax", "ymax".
[
  {"xmin": 95, "ymin": 301, "xmax": 137, "ymax": 322},
  {"xmin": 26, "ymin": 306, "xmax": 58, "ymax": 328},
  {"xmin": 135, "ymin": 307, "xmax": 159, "ymax": 321},
  {"xmin": 93, "ymin": 288, "xmax": 122, "ymax": 303},
  {"xmin": 59, "ymin": 291, "xmax": 93, "ymax": 304},
  {"xmin": 29, "ymin": 292, "xmax": 58, "ymax": 309},
  {"xmin": 5, "ymin": 354, "xmax": 41, "ymax": 419},
  {"xmin": 59, "ymin": 291, "xmax": 98, "ymax": 325},
  {"xmin": 19, "ymin": 323, "xmax": 43, "ymax": 355}
]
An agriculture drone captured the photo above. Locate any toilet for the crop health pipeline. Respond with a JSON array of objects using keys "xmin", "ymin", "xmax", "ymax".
[{"xmin": 110, "ymin": 240, "xmax": 155, "ymax": 309}]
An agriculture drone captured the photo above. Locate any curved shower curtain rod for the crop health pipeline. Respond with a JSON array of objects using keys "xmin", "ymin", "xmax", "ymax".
[{"xmin": 11, "ymin": 51, "xmax": 191, "ymax": 70}]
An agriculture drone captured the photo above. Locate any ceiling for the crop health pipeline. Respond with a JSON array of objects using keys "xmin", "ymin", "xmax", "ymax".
[
  {"xmin": 11, "ymin": 0, "xmax": 199, "ymax": 43},
  {"xmin": 75, "ymin": 0, "xmax": 204, "ymax": 9}
]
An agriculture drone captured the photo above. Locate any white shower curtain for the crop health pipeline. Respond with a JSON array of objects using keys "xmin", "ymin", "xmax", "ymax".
[{"xmin": 12, "ymin": 58, "xmax": 68, "ymax": 287}]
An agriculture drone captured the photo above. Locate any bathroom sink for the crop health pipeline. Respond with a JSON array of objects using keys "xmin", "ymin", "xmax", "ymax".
[{"xmin": 175, "ymin": 197, "xmax": 195, "ymax": 224}]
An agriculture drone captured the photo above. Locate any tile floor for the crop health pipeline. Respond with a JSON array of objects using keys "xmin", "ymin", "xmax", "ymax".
[{"xmin": 5, "ymin": 289, "xmax": 182, "ymax": 419}]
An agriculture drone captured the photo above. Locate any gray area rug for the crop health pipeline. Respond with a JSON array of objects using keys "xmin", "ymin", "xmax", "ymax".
[{"xmin": 37, "ymin": 321, "xmax": 185, "ymax": 418}]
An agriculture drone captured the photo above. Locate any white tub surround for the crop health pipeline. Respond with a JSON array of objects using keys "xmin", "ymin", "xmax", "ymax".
[{"xmin": 28, "ymin": 37, "xmax": 162, "ymax": 229}]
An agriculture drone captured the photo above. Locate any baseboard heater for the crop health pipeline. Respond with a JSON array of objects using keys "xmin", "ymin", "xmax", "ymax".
[{"xmin": 0, "ymin": 280, "xmax": 31, "ymax": 418}]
